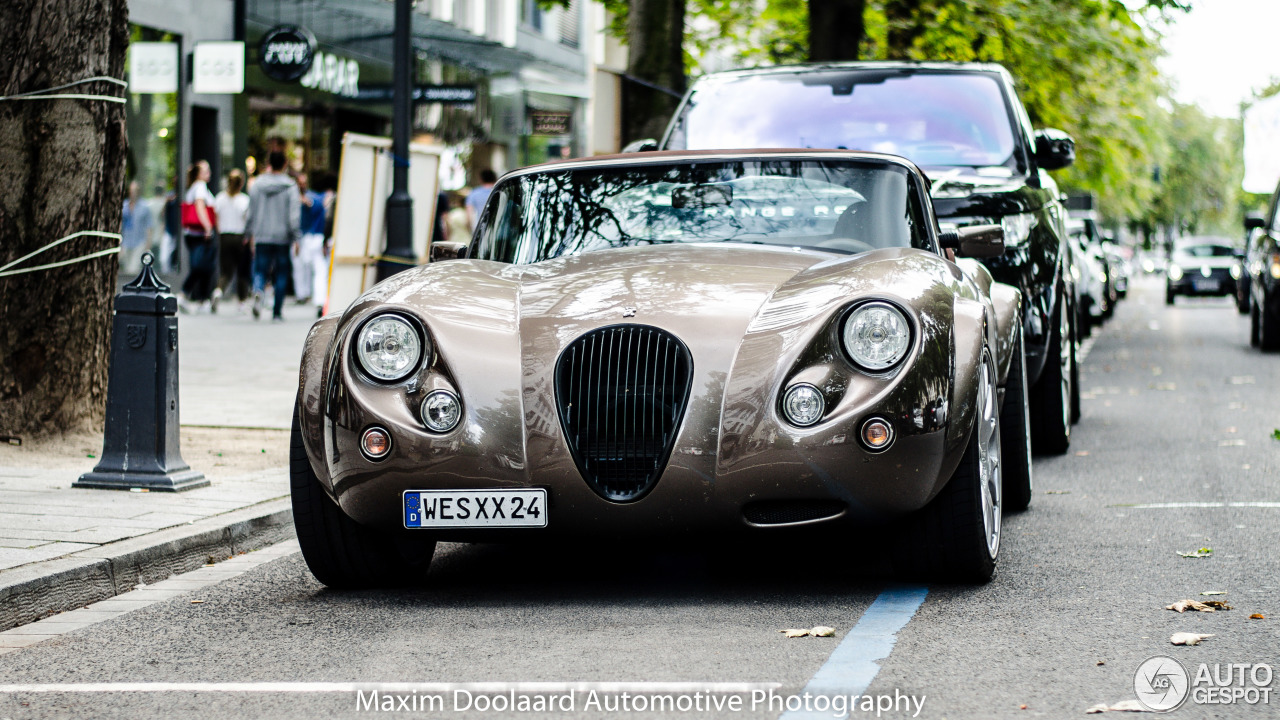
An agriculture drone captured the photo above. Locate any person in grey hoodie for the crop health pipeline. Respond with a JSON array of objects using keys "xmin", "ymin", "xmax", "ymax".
[{"xmin": 246, "ymin": 151, "xmax": 301, "ymax": 321}]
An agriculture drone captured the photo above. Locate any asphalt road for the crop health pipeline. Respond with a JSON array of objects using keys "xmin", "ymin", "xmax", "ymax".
[{"xmin": 1, "ymin": 276, "xmax": 1277, "ymax": 719}]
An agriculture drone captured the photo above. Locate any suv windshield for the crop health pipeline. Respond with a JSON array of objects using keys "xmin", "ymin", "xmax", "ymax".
[
  {"xmin": 473, "ymin": 159, "xmax": 929, "ymax": 264},
  {"xmin": 666, "ymin": 71, "xmax": 1019, "ymax": 169}
]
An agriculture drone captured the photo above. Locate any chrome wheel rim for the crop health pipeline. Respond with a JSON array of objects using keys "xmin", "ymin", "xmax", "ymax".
[{"xmin": 977, "ymin": 355, "xmax": 1002, "ymax": 558}]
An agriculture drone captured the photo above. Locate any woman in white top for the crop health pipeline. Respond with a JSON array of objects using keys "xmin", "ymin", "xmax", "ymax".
[
  {"xmin": 180, "ymin": 160, "xmax": 218, "ymax": 308},
  {"xmin": 214, "ymin": 169, "xmax": 252, "ymax": 306}
]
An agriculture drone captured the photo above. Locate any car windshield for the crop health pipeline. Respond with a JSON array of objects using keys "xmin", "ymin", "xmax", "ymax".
[
  {"xmin": 1176, "ymin": 244, "xmax": 1235, "ymax": 258},
  {"xmin": 473, "ymin": 159, "xmax": 930, "ymax": 265},
  {"xmin": 666, "ymin": 71, "xmax": 1019, "ymax": 169}
]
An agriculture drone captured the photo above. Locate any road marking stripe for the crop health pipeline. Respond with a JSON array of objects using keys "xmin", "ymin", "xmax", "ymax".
[
  {"xmin": 1109, "ymin": 502, "xmax": 1280, "ymax": 509},
  {"xmin": 0, "ymin": 681, "xmax": 778, "ymax": 694},
  {"xmin": 780, "ymin": 585, "xmax": 928, "ymax": 719}
]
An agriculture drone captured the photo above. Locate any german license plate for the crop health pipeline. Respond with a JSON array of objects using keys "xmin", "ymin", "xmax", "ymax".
[
  {"xmin": 1193, "ymin": 279, "xmax": 1220, "ymax": 292},
  {"xmin": 403, "ymin": 489, "xmax": 547, "ymax": 529}
]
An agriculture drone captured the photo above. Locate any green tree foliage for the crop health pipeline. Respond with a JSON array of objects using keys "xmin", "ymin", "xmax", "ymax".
[{"xmin": 1142, "ymin": 104, "xmax": 1242, "ymax": 237}]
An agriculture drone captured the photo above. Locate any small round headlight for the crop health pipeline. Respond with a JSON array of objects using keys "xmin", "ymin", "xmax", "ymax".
[
  {"xmin": 1168, "ymin": 264, "xmax": 1184, "ymax": 281},
  {"xmin": 842, "ymin": 302, "xmax": 911, "ymax": 371},
  {"xmin": 356, "ymin": 314, "xmax": 425, "ymax": 382},
  {"xmin": 420, "ymin": 389, "xmax": 462, "ymax": 433},
  {"xmin": 782, "ymin": 384, "xmax": 825, "ymax": 427}
]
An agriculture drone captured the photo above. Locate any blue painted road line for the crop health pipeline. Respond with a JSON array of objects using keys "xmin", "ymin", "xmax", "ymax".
[{"xmin": 778, "ymin": 584, "xmax": 929, "ymax": 719}]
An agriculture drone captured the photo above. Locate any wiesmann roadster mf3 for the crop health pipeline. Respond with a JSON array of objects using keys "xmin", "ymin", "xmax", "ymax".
[{"xmin": 291, "ymin": 150, "xmax": 1032, "ymax": 587}]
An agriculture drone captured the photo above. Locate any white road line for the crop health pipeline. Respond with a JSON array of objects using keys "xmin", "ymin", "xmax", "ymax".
[
  {"xmin": 0, "ymin": 681, "xmax": 778, "ymax": 694},
  {"xmin": 780, "ymin": 585, "xmax": 928, "ymax": 720},
  {"xmin": 1078, "ymin": 335, "xmax": 1096, "ymax": 363},
  {"xmin": 1110, "ymin": 502, "xmax": 1280, "ymax": 509}
]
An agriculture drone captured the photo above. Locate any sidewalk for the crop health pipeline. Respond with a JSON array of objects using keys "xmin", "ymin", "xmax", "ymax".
[{"xmin": 0, "ymin": 294, "xmax": 316, "ymax": 629}]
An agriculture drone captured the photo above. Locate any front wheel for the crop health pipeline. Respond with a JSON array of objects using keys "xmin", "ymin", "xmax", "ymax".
[
  {"xmin": 1030, "ymin": 299, "xmax": 1072, "ymax": 455},
  {"xmin": 1260, "ymin": 292, "xmax": 1280, "ymax": 351},
  {"xmin": 1251, "ymin": 298, "xmax": 1262, "ymax": 347},
  {"xmin": 893, "ymin": 350, "xmax": 1001, "ymax": 582},
  {"xmin": 290, "ymin": 405, "xmax": 436, "ymax": 588}
]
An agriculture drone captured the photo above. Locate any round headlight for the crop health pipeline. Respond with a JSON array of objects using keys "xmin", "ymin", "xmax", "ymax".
[
  {"xmin": 782, "ymin": 384, "xmax": 825, "ymax": 427},
  {"xmin": 420, "ymin": 389, "xmax": 462, "ymax": 433},
  {"xmin": 1168, "ymin": 264, "xmax": 1184, "ymax": 281},
  {"xmin": 356, "ymin": 314, "xmax": 425, "ymax": 382},
  {"xmin": 842, "ymin": 302, "xmax": 911, "ymax": 371}
]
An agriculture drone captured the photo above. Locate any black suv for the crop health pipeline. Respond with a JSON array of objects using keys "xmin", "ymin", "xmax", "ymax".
[
  {"xmin": 1244, "ymin": 180, "xmax": 1280, "ymax": 349},
  {"xmin": 647, "ymin": 62, "xmax": 1080, "ymax": 453}
]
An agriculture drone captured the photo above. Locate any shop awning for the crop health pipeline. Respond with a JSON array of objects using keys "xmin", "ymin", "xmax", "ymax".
[{"xmin": 248, "ymin": 0, "xmax": 535, "ymax": 75}]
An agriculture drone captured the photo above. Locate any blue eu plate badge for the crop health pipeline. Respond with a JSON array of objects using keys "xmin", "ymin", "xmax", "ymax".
[{"xmin": 403, "ymin": 489, "xmax": 548, "ymax": 528}]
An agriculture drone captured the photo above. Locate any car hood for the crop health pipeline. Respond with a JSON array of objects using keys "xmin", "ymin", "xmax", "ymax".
[
  {"xmin": 1171, "ymin": 255, "xmax": 1236, "ymax": 269},
  {"xmin": 924, "ymin": 167, "xmax": 1044, "ymax": 219}
]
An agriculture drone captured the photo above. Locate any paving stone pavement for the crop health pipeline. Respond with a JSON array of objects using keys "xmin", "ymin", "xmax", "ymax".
[{"xmin": 0, "ymin": 286, "xmax": 314, "ymax": 573}]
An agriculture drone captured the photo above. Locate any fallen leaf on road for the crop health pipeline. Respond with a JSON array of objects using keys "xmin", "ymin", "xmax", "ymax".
[
  {"xmin": 1200, "ymin": 591, "xmax": 1227, "ymax": 596},
  {"xmin": 1170, "ymin": 632, "xmax": 1214, "ymax": 646},
  {"xmin": 781, "ymin": 629, "xmax": 809, "ymax": 638},
  {"xmin": 1166, "ymin": 600, "xmax": 1214, "ymax": 613},
  {"xmin": 1177, "ymin": 548, "xmax": 1213, "ymax": 558},
  {"xmin": 1075, "ymin": 451, "xmax": 1090, "ymax": 456},
  {"xmin": 810, "ymin": 626, "xmax": 835, "ymax": 637},
  {"xmin": 1202, "ymin": 601, "xmax": 1232, "ymax": 610},
  {"xmin": 1250, "ymin": 613, "xmax": 1265, "ymax": 620},
  {"xmin": 1097, "ymin": 660, "xmax": 1106, "ymax": 666},
  {"xmin": 1019, "ymin": 704, "xmax": 1028, "ymax": 710},
  {"xmin": 1086, "ymin": 699, "xmax": 1150, "ymax": 713},
  {"xmin": 190, "ymin": 600, "xmax": 204, "ymax": 604},
  {"xmin": 1273, "ymin": 429, "xmax": 1280, "ymax": 442}
]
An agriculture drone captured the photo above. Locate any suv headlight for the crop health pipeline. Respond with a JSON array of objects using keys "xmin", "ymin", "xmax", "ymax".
[
  {"xmin": 356, "ymin": 314, "xmax": 427, "ymax": 382},
  {"xmin": 842, "ymin": 302, "xmax": 911, "ymax": 371},
  {"xmin": 1000, "ymin": 213, "xmax": 1037, "ymax": 247},
  {"xmin": 1168, "ymin": 264, "xmax": 1184, "ymax": 281}
]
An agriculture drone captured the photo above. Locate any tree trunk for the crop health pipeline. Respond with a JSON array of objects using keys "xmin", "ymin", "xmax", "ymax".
[
  {"xmin": 0, "ymin": 0, "xmax": 129, "ymax": 438},
  {"xmin": 808, "ymin": 0, "xmax": 867, "ymax": 62},
  {"xmin": 622, "ymin": 0, "xmax": 686, "ymax": 144}
]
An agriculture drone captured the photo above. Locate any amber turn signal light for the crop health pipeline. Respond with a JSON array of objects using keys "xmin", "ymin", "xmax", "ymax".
[
  {"xmin": 861, "ymin": 418, "xmax": 894, "ymax": 452},
  {"xmin": 361, "ymin": 427, "xmax": 392, "ymax": 460}
]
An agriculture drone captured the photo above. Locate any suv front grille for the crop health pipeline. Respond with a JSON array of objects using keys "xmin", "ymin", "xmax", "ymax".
[{"xmin": 554, "ymin": 325, "xmax": 692, "ymax": 502}]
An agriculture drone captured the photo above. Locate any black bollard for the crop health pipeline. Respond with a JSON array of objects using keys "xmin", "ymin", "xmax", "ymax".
[{"xmin": 75, "ymin": 253, "xmax": 207, "ymax": 491}]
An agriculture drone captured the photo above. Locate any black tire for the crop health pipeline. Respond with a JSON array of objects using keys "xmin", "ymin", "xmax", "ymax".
[
  {"xmin": 1237, "ymin": 278, "xmax": 1251, "ymax": 315},
  {"xmin": 1000, "ymin": 325, "xmax": 1033, "ymax": 512},
  {"xmin": 1069, "ymin": 313, "xmax": 1081, "ymax": 426},
  {"xmin": 1030, "ymin": 298, "xmax": 1071, "ymax": 455},
  {"xmin": 894, "ymin": 351, "xmax": 1001, "ymax": 583},
  {"xmin": 1251, "ymin": 298, "xmax": 1262, "ymax": 347},
  {"xmin": 1260, "ymin": 293, "xmax": 1280, "ymax": 351},
  {"xmin": 1078, "ymin": 298, "xmax": 1093, "ymax": 338},
  {"xmin": 290, "ymin": 406, "xmax": 436, "ymax": 588},
  {"xmin": 1165, "ymin": 287, "xmax": 1175, "ymax": 305}
]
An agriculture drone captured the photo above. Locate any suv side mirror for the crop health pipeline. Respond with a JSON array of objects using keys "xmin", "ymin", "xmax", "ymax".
[
  {"xmin": 621, "ymin": 138, "xmax": 659, "ymax": 153},
  {"xmin": 1034, "ymin": 129, "xmax": 1075, "ymax": 171},
  {"xmin": 430, "ymin": 241, "xmax": 470, "ymax": 261},
  {"xmin": 1245, "ymin": 214, "xmax": 1266, "ymax": 231},
  {"xmin": 939, "ymin": 224, "xmax": 1005, "ymax": 258}
]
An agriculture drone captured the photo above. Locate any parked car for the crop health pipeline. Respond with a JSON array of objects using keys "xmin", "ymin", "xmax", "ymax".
[
  {"xmin": 1244, "ymin": 186, "xmax": 1280, "ymax": 348},
  {"xmin": 1165, "ymin": 237, "xmax": 1239, "ymax": 305},
  {"xmin": 648, "ymin": 62, "xmax": 1079, "ymax": 453},
  {"xmin": 1067, "ymin": 218, "xmax": 1108, "ymax": 335},
  {"xmin": 291, "ymin": 150, "xmax": 1033, "ymax": 586}
]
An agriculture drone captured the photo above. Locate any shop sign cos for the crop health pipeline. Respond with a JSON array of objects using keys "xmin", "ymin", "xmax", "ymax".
[{"xmin": 193, "ymin": 42, "xmax": 244, "ymax": 94}]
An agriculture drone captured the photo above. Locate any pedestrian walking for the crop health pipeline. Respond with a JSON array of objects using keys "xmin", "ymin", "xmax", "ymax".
[
  {"xmin": 159, "ymin": 182, "xmax": 180, "ymax": 274},
  {"xmin": 214, "ymin": 169, "xmax": 252, "ymax": 310},
  {"xmin": 180, "ymin": 160, "xmax": 218, "ymax": 311},
  {"xmin": 465, "ymin": 169, "xmax": 497, "ymax": 229},
  {"xmin": 246, "ymin": 151, "xmax": 301, "ymax": 322},
  {"xmin": 292, "ymin": 172, "xmax": 328, "ymax": 315},
  {"xmin": 444, "ymin": 191, "xmax": 471, "ymax": 242},
  {"xmin": 120, "ymin": 180, "xmax": 154, "ymax": 276}
]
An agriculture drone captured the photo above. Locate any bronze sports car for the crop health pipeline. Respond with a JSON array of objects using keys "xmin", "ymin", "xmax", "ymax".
[{"xmin": 291, "ymin": 150, "xmax": 1032, "ymax": 587}]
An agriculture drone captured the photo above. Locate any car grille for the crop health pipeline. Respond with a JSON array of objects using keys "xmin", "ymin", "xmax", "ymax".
[
  {"xmin": 743, "ymin": 500, "xmax": 847, "ymax": 525},
  {"xmin": 555, "ymin": 325, "xmax": 693, "ymax": 502}
]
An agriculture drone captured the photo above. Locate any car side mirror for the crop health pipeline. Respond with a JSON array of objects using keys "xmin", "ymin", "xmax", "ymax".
[
  {"xmin": 1245, "ymin": 214, "xmax": 1266, "ymax": 231},
  {"xmin": 621, "ymin": 138, "xmax": 659, "ymax": 153},
  {"xmin": 430, "ymin": 241, "xmax": 469, "ymax": 262},
  {"xmin": 939, "ymin": 224, "xmax": 1005, "ymax": 258},
  {"xmin": 1034, "ymin": 129, "xmax": 1075, "ymax": 171}
]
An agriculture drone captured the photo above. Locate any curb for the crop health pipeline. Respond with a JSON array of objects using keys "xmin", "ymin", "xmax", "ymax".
[{"xmin": 0, "ymin": 498, "xmax": 294, "ymax": 632}]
